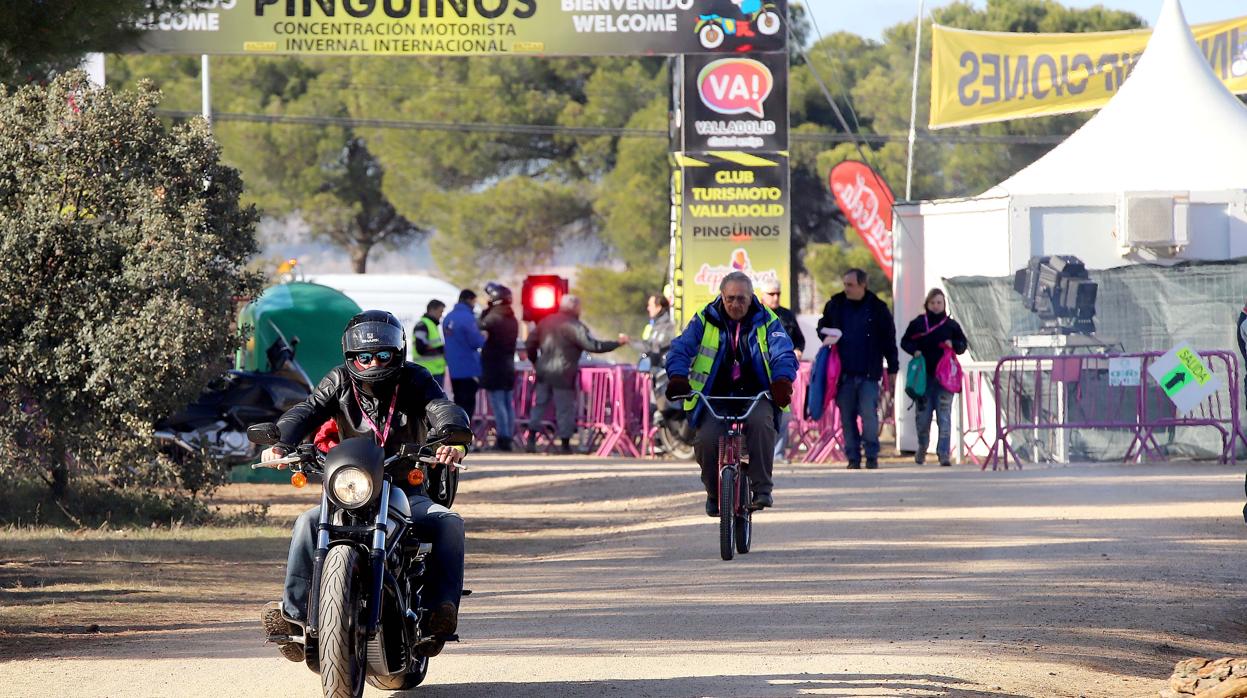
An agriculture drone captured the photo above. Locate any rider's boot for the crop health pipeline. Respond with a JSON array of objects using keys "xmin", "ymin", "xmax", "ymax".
[
  {"xmin": 415, "ymin": 601, "xmax": 458, "ymax": 658},
  {"xmin": 261, "ymin": 601, "xmax": 305, "ymax": 663}
]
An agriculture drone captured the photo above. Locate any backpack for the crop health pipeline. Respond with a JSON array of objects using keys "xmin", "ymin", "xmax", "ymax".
[{"xmin": 905, "ymin": 353, "xmax": 927, "ymax": 400}]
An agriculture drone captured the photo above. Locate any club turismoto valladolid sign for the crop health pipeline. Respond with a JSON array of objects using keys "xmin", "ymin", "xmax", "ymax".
[{"xmin": 132, "ymin": 0, "xmax": 789, "ymax": 56}]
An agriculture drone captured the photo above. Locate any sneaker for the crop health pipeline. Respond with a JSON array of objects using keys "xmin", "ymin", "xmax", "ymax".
[
  {"xmin": 705, "ymin": 497, "xmax": 719, "ymax": 517},
  {"xmin": 865, "ymin": 458, "xmax": 879, "ymax": 469},
  {"xmin": 915, "ymin": 451, "xmax": 926, "ymax": 465},
  {"xmin": 751, "ymin": 492, "xmax": 773, "ymax": 509},
  {"xmin": 494, "ymin": 437, "xmax": 512, "ymax": 452},
  {"xmin": 415, "ymin": 601, "xmax": 458, "ymax": 658},
  {"xmin": 558, "ymin": 440, "xmax": 573, "ymax": 455},
  {"xmin": 261, "ymin": 601, "xmax": 305, "ymax": 663},
  {"xmin": 525, "ymin": 437, "xmax": 537, "ymax": 454},
  {"xmin": 939, "ymin": 457, "xmax": 952, "ymax": 467},
  {"xmin": 846, "ymin": 460, "xmax": 861, "ymax": 470}
]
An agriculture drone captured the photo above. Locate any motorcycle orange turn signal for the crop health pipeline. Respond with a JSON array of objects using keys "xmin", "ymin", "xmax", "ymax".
[
  {"xmin": 291, "ymin": 472, "xmax": 308, "ymax": 488},
  {"xmin": 406, "ymin": 468, "xmax": 424, "ymax": 487}
]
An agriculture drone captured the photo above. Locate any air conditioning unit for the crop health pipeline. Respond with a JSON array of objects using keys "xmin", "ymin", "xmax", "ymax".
[{"xmin": 1115, "ymin": 192, "xmax": 1190, "ymax": 255}]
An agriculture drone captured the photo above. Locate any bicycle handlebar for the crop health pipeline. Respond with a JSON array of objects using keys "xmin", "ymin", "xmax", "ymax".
[{"xmin": 670, "ymin": 390, "xmax": 772, "ymax": 422}]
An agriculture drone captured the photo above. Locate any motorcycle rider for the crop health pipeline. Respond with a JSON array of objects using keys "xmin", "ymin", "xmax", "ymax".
[
  {"xmin": 479, "ymin": 282, "xmax": 519, "ymax": 452},
  {"xmin": 259, "ymin": 310, "xmax": 468, "ymax": 661},
  {"xmin": 665, "ymin": 272, "xmax": 798, "ymax": 514}
]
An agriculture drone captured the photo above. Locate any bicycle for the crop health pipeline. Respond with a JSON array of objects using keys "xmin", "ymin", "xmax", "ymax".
[{"xmin": 674, "ymin": 390, "xmax": 772, "ymax": 561}]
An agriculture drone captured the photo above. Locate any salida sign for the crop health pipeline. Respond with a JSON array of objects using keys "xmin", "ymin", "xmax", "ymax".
[
  {"xmin": 828, "ymin": 160, "xmax": 895, "ymax": 280},
  {"xmin": 678, "ymin": 52, "xmax": 787, "ymax": 151}
]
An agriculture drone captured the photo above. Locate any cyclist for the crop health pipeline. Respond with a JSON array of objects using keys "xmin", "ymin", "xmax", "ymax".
[{"xmin": 665, "ymin": 271, "xmax": 798, "ymax": 515}]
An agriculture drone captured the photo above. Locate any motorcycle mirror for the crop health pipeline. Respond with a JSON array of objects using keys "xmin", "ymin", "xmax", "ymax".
[
  {"xmin": 429, "ymin": 423, "xmax": 474, "ymax": 447},
  {"xmin": 247, "ymin": 422, "xmax": 281, "ymax": 446}
]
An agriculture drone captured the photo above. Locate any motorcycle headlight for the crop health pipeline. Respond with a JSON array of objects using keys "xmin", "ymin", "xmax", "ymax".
[{"xmin": 330, "ymin": 467, "xmax": 373, "ymax": 509}]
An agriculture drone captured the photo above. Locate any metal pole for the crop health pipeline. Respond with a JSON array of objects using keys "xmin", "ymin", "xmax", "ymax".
[
  {"xmin": 201, "ymin": 54, "xmax": 211, "ymax": 124},
  {"xmin": 904, "ymin": 0, "xmax": 925, "ymax": 201}
]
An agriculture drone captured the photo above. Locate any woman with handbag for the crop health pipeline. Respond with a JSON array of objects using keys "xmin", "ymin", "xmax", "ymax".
[{"xmin": 900, "ymin": 289, "xmax": 969, "ymax": 466}]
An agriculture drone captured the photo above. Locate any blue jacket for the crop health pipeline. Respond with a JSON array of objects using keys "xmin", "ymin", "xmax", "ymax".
[
  {"xmin": 442, "ymin": 302, "xmax": 484, "ymax": 379},
  {"xmin": 666, "ymin": 297, "xmax": 798, "ymax": 428}
]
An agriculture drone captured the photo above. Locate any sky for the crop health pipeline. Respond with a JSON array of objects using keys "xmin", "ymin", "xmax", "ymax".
[{"xmin": 807, "ymin": 0, "xmax": 1244, "ymax": 42}]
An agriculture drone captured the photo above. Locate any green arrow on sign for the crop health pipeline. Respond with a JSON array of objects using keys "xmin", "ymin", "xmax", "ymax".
[{"xmin": 1162, "ymin": 365, "xmax": 1190, "ymax": 397}]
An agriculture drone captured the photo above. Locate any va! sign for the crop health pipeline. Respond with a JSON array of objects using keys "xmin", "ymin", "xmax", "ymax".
[{"xmin": 677, "ymin": 52, "xmax": 788, "ymax": 152}]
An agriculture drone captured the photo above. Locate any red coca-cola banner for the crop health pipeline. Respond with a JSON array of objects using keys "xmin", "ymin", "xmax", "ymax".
[{"xmin": 828, "ymin": 161, "xmax": 895, "ymax": 280}]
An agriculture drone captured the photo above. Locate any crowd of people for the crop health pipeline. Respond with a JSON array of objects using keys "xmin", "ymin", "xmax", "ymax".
[{"xmin": 407, "ymin": 272, "xmax": 968, "ymax": 474}]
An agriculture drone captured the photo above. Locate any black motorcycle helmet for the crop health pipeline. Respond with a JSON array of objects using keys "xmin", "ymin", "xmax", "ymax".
[
  {"xmin": 484, "ymin": 281, "xmax": 513, "ymax": 307},
  {"xmin": 342, "ymin": 310, "xmax": 407, "ymax": 385}
]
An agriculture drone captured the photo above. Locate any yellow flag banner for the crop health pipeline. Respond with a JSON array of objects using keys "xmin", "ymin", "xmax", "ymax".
[{"xmin": 930, "ymin": 16, "xmax": 1247, "ymax": 129}]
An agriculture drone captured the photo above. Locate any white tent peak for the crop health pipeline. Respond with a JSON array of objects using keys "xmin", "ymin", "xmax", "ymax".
[{"xmin": 994, "ymin": 0, "xmax": 1247, "ymax": 196}]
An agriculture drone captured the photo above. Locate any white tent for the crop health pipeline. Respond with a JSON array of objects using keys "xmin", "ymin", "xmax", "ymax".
[
  {"xmin": 891, "ymin": 0, "xmax": 1247, "ymax": 456},
  {"xmin": 305, "ymin": 273, "xmax": 461, "ymax": 348}
]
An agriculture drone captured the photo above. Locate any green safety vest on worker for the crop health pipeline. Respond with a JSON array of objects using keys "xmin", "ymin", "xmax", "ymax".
[
  {"xmin": 414, "ymin": 316, "xmax": 447, "ymax": 376},
  {"xmin": 684, "ymin": 306, "xmax": 789, "ymax": 413}
]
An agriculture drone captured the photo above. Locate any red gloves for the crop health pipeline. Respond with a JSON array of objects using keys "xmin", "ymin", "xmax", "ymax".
[{"xmin": 770, "ymin": 379, "xmax": 793, "ymax": 409}]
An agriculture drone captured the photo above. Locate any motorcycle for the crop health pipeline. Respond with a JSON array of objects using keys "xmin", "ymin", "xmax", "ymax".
[
  {"xmin": 694, "ymin": 2, "xmax": 783, "ymax": 50},
  {"xmin": 153, "ymin": 337, "xmax": 312, "ymax": 467},
  {"xmin": 639, "ymin": 354, "xmax": 696, "ymax": 461},
  {"xmin": 249, "ymin": 418, "xmax": 473, "ymax": 697}
]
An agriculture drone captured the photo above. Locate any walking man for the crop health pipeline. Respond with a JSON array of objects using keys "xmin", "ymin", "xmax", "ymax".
[
  {"xmin": 443, "ymin": 289, "xmax": 485, "ymax": 419},
  {"xmin": 817, "ymin": 269, "xmax": 898, "ymax": 470},
  {"xmin": 524, "ymin": 295, "xmax": 626, "ymax": 455}
]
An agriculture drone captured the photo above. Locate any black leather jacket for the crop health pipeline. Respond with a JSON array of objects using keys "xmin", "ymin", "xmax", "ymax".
[{"xmin": 277, "ymin": 362, "xmax": 461, "ymax": 467}]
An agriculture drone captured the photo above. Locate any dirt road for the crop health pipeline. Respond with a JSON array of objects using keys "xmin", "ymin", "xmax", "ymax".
[{"xmin": 3, "ymin": 456, "xmax": 1246, "ymax": 697}]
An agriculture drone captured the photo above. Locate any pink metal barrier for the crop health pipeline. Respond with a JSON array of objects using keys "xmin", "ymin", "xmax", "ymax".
[
  {"xmin": 471, "ymin": 361, "xmax": 894, "ymax": 462},
  {"xmin": 986, "ymin": 350, "xmax": 1245, "ymax": 469}
]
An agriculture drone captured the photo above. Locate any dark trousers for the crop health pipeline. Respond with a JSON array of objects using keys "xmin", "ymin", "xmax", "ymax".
[
  {"xmin": 694, "ymin": 399, "xmax": 777, "ymax": 498},
  {"xmin": 451, "ymin": 377, "xmax": 478, "ymax": 419},
  {"xmin": 529, "ymin": 382, "xmax": 578, "ymax": 440},
  {"xmin": 282, "ymin": 494, "xmax": 464, "ymax": 623}
]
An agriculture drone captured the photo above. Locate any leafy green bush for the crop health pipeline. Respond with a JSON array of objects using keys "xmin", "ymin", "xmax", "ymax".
[{"xmin": 0, "ymin": 72, "xmax": 262, "ymax": 504}]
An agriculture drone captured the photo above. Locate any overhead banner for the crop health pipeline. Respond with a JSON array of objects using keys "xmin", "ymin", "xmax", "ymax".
[
  {"xmin": 675, "ymin": 52, "xmax": 788, "ymax": 152},
  {"xmin": 673, "ymin": 151, "xmax": 790, "ymax": 325},
  {"xmin": 828, "ymin": 160, "xmax": 894, "ymax": 281},
  {"xmin": 930, "ymin": 15, "xmax": 1247, "ymax": 129},
  {"xmin": 131, "ymin": 0, "xmax": 787, "ymax": 56}
]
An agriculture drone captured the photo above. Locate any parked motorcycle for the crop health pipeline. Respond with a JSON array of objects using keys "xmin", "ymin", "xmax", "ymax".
[
  {"xmin": 248, "ymin": 419, "xmax": 473, "ymax": 697},
  {"xmin": 639, "ymin": 354, "xmax": 696, "ymax": 460},
  {"xmin": 153, "ymin": 337, "xmax": 312, "ymax": 467}
]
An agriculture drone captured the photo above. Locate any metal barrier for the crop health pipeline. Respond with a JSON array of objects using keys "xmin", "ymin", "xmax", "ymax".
[{"xmin": 986, "ymin": 350, "xmax": 1244, "ymax": 469}]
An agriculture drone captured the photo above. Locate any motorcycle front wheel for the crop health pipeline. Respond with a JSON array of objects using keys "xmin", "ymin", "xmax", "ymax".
[
  {"xmin": 319, "ymin": 546, "xmax": 367, "ymax": 698},
  {"xmin": 658, "ymin": 421, "xmax": 696, "ymax": 461}
]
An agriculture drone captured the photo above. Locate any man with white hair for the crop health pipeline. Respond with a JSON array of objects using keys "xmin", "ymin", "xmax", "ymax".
[
  {"xmin": 524, "ymin": 294, "xmax": 628, "ymax": 454},
  {"xmin": 666, "ymin": 271, "xmax": 798, "ymax": 512}
]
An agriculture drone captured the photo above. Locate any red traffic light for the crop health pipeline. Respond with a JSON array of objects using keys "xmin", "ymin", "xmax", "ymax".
[{"xmin": 521, "ymin": 275, "xmax": 569, "ymax": 322}]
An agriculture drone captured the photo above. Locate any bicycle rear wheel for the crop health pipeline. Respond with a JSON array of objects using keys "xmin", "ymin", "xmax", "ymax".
[
  {"xmin": 734, "ymin": 473, "xmax": 752, "ymax": 554},
  {"xmin": 718, "ymin": 466, "xmax": 736, "ymax": 561}
]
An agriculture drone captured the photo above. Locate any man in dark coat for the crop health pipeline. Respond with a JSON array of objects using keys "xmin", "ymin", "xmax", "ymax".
[
  {"xmin": 479, "ymin": 282, "xmax": 519, "ymax": 451},
  {"xmin": 817, "ymin": 268, "xmax": 899, "ymax": 470},
  {"xmin": 523, "ymin": 295, "xmax": 626, "ymax": 454}
]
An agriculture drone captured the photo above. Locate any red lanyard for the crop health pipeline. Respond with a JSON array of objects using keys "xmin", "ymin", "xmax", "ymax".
[
  {"xmin": 351, "ymin": 383, "xmax": 400, "ymax": 447},
  {"xmin": 729, "ymin": 321, "xmax": 743, "ymax": 380}
]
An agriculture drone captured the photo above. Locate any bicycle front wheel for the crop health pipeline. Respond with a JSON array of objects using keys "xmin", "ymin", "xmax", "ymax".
[
  {"xmin": 719, "ymin": 466, "xmax": 736, "ymax": 561},
  {"xmin": 734, "ymin": 474, "xmax": 752, "ymax": 554}
]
